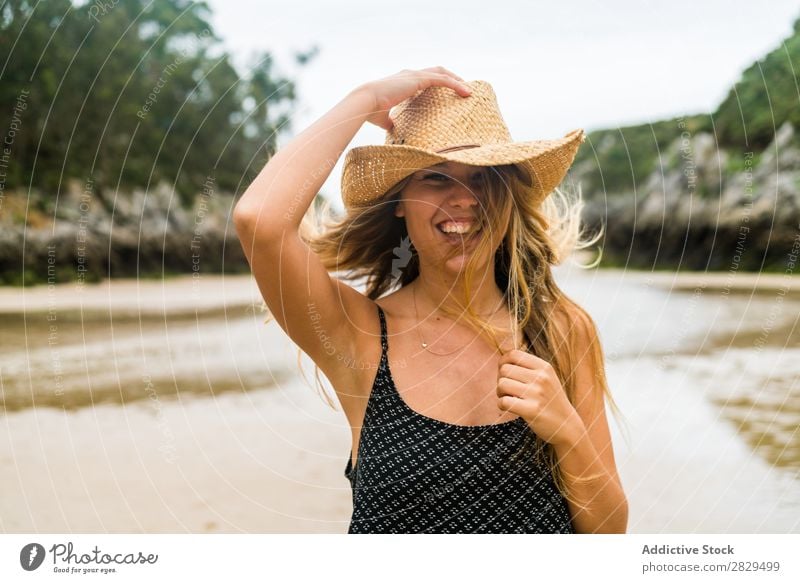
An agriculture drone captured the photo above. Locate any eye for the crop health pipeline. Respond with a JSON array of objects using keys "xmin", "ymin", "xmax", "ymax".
[{"xmin": 422, "ymin": 172, "xmax": 484, "ymax": 183}]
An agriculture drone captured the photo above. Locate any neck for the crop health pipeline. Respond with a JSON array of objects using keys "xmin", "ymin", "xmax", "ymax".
[{"xmin": 413, "ymin": 269, "xmax": 506, "ymax": 320}]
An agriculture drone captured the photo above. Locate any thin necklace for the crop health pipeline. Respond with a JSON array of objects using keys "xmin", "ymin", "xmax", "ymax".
[{"xmin": 413, "ymin": 284, "xmax": 505, "ymax": 356}]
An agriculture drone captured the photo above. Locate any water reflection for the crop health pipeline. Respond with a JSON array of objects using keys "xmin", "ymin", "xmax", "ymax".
[{"xmin": 0, "ymin": 307, "xmax": 293, "ymax": 412}]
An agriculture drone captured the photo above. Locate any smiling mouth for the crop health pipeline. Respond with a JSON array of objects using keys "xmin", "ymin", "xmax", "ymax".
[
  {"xmin": 436, "ymin": 224, "xmax": 483, "ymax": 246},
  {"xmin": 435, "ymin": 218, "xmax": 481, "ymax": 233}
]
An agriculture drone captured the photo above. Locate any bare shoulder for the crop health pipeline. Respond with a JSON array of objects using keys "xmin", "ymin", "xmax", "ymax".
[
  {"xmin": 550, "ymin": 299, "xmax": 599, "ymax": 350},
  {"xmin": 322, "ymin": 281, "xmax": 407, "ymax": 399}
]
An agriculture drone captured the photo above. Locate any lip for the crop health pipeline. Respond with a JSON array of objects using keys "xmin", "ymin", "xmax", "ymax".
[
  {"xmin": 435, "ymin": 217, "xmax": 477, "ymax": 227},
  {"xmin": 436, "ymin": 224, "xmax": 482, "ymax": 247},
  {"xmin": 434, "ymin": 218, "xmax": 480, "ymax": 235}
]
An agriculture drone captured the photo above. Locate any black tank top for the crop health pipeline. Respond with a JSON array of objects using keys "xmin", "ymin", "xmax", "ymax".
[{"xmin": 344, "ymin": 304, "xmax": 575, "ymax": 534}]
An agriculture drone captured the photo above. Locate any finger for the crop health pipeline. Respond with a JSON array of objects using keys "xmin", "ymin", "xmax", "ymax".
[
  {"xmin": 498, "ymin": 362, "xmax": 535, "ymax": 383},
  {"xmin": 498, "ymin": 395, "xmax": 532, "ymax": 418},
  {"xmin": 426, "ymin": 65, "xmax": 466, "ymax": 83},
  {"xmin": 500, "ymin": 348, "xmax": 544, "ymax": 369},
  {"xmin": 498, "ymin": 349, "xmax": 526, "ymax": 368},
  {"xmin": 374, "ymin": 112, "xmax": 394, "ymax": 131},
  {"xmin": 422, "ymin": 71, "xmax": 471, "ymax": 96},
  {"xmin": 496, "ymin": 377, "xmax": 527, "ymax": 399}
]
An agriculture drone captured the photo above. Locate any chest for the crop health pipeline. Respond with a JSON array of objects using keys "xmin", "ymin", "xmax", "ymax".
[{"xmin": 385, "ymin": 333, "xmax": 518, "ymax": 426}]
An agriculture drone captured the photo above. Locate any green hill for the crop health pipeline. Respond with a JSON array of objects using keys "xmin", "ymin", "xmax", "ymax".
[{"xmin": 571, "ymin": 15, "xmax": 800, "ymax": 199}]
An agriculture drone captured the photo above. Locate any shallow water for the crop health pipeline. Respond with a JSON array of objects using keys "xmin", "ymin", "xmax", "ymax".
[
  {"xmin": 556, "ymin": 267, "xmax": 800, "ymax": 476},
  {"xmin": 0, "ymin": 306, "xmax": 294, "ymax": 412}
]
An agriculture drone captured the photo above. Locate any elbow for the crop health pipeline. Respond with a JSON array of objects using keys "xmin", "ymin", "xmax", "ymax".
[
  {"xmin": 574, "ymin": 494, "xmax": 629, "ymax": 534},
  {"xmin": 232, "ymin": 204, "xmax": 255, "ymax": 250},
  {"xmin": 233, "ymin": 201, "xmax": 273, "ymax": 246},
  {"xmin": 233, "ymin": 200, "xmax": 257, "ymax": 230},
  {"xmin": 600, "ymin": 479, "xmax": 629, "ymax": 534},
  {"xmin": 610, "ymin": 503, "xmax": 629, "ymax": 534},
  {"xmin": 233, "ymin": 198, "xmax": 293, "ymax": 244},
  {"xmin": 597, "ymin": 498, "xmax": 629, "ymax": 534}
]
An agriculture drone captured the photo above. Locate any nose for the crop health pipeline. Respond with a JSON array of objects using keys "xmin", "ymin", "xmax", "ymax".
[{"xmin": 445, "ymin": 181, "xmax": 479, "ymax": 208}]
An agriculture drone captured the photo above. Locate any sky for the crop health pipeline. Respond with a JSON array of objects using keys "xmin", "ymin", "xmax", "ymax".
[{"xmin": 204, "ymin": 0, "xmax": 800, "ymax": 205}]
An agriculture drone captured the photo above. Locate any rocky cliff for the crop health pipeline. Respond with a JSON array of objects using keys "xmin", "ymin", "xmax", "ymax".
[
  {"xmin": 0, "ymin": 178, "xmax": 248, "ymax": 286},
  {"xmin": 573, "ymin": 120, "xmax": 800, "ymax": 272}
]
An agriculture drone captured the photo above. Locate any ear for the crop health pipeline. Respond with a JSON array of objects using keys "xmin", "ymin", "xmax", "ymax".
[{"xmin": 394, "ymin": 200, "xmax": 405, "ymax": 218}]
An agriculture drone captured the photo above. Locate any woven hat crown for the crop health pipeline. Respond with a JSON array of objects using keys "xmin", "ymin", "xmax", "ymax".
[
  {"xmin": 340, "ymin": 79, "xmax": 586, "ymax": 209},
  {"xmin": 386, "ymin": 81, "xmax": 511, "ymax": 152}
]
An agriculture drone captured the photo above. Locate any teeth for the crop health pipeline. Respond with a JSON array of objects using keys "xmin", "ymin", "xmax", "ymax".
[{"xmin": 438, "ymin": 221, "xmax": 478, "ymax": 234}]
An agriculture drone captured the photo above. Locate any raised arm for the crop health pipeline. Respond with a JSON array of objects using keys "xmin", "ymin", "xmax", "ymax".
[{"xmin": 232, "ymin": 68, "xmax": 472, "ymax": 393}]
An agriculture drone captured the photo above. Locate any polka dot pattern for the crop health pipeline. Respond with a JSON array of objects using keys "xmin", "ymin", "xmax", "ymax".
[{"xmin": 344, "ymin": 305, "xmax": 575, "ymax": 534}]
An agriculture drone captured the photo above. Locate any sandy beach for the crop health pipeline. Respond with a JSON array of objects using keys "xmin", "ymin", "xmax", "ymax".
[
  {"xmin": 1, "ymin": 267, "xmax": 799, "ymax": 533},
  {"xmin": 2, "ymin": 268, "xmax": 798, "ymax": 315},
  {"xmin": 0, "ymin": 273, "xmax": 267, "ymax": 315}
]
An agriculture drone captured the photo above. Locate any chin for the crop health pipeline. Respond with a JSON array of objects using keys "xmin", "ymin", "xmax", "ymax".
[{"xmin": 442, "ymin": 249, "xmax": 493, "ymax": 276}]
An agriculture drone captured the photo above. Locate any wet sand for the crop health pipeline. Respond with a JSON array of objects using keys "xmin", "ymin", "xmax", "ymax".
[
  {"xmin": 2, "ymin": 269, "xmax": 797, "ymax": 314},
  {"xmin": 0, "ymin": 273, "xmax": 266, "ymax": 315},
  {"xmin": 613, "ymin": 268, "xmax": 800, "ymax": 295},
  {"xmin": 1, "ymin": 269, "xmax": 799, "ymax": 533},
  {"xmin": 0, "ymin": 376, "xmax": 354, "ymax": 533}
]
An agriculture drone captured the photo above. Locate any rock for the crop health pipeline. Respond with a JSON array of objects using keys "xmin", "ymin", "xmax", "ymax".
[
  {"xmin": 577, "ymin": 122, "xmax": 800, "ymax": 269},
  {"xmin": 0, "ymin": 181, "xmax": 247, "ymax": 284}
]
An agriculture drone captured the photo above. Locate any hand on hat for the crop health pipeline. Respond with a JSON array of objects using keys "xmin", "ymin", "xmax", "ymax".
[
  {"xmin": 358, "ymin": 67, "xmax": 473, "ymax": 131},
  {"xmin": 496, "ymin": 348, "xmax": 585, "ymax": 447}
]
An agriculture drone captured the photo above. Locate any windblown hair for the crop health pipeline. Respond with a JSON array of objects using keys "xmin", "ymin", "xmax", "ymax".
[{"xmin": 260, "ymin": 163, "xmax": 628, "ymax": 521}]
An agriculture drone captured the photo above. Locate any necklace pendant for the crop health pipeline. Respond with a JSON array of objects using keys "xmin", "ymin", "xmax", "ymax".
[{"xmin": 421, "ymin": 342, "xmax": 428, "ymax": 348}]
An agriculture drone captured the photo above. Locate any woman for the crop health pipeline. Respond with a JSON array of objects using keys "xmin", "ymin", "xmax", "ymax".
[{"xmin": 233, "ymin": 67, "xmax": 629, "ymax": 534}]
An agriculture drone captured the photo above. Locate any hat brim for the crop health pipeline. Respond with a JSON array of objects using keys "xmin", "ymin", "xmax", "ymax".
[{"xmin": 341, "ymin": 128, "xmax": 586, "ymax": 208}]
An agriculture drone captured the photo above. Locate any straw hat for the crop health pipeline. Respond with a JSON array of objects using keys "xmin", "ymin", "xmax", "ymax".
[{"xmin": 340, "ymin": 79, "xmax": 586, "ymax": 209}]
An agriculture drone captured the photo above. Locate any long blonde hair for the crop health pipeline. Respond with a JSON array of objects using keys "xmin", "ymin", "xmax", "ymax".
[{"xmin": 262, "ymin": 163, "xmax": 627, "ymax": 516}]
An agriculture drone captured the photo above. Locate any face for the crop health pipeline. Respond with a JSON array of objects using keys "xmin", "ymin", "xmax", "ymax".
[{"xmin": 394, "ymin": 161, "xmax": 507, "ymax": 273}]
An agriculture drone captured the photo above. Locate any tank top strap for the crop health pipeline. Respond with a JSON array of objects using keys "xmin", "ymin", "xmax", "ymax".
[{"xmin": 376, "ymin": 304, "xmax": 389, "ymax": 356}]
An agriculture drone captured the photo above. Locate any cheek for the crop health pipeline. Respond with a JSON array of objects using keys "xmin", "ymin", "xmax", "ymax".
[
  {"xmin": 400, "ymin": 203, "xmax": 436, "ymax": 233},
  {"xmin": 403, "ymin": 220, "xmax": 447, "ymax": 255},
  {"xmin": 406, "ymin": 218, "xmax": 436, "ymax": 243}
]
